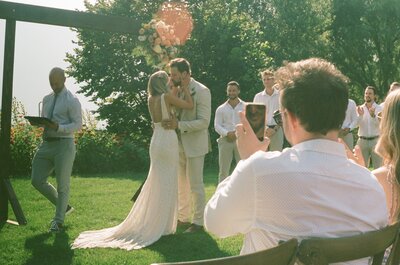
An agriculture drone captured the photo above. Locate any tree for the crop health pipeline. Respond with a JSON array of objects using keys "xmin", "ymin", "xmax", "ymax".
[{"xmin": 331, "ymin": 0, "xmax": 400, "ymax": 99}]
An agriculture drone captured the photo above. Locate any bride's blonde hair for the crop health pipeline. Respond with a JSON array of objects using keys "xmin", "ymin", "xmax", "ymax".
[
  {"xmin": 375, "ymin": 89, "xmax": 400, "ymax": 183},
  {"xmin": 147, "ymin": 71, "xmax": 169, "ymax": 96}
]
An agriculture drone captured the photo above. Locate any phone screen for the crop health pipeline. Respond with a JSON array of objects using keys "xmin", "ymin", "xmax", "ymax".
[{"xmin": 245, "ymin": 103, "xmax": 266, "ymax": 141}]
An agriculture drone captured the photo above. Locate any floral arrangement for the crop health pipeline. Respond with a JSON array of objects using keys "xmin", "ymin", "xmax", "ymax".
[
  {"xmin": 134, "ymin": 18, "xmax": 180, "ymax": 69},
  {"xmin": 133, "ymin": 2, "xmax": 193, "ymax": 69}
]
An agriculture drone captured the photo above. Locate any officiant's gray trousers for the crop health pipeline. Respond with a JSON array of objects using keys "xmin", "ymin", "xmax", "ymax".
[{"xmin": 31, "ymin": 138, "xmax": 76, "ymax": 224}]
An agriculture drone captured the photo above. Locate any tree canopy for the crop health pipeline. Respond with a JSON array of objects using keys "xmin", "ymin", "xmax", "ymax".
[{"xmin": 66, "ymin": 0, "xmax": 400, "ymax": 157}]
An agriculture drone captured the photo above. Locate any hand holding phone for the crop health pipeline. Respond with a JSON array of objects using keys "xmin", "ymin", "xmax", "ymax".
[
  {"xmin": 236, "ymin": 110, "xmax": 270, "ymax": 160},
  {"xmin": 245, "ymin": 103, "xmax": 266, "ymax": 141}
]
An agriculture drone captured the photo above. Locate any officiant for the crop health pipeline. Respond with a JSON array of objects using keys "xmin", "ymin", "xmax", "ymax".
[{"xmin": 30, "ymin": 67, "xmax": 82, "ymax": 233}]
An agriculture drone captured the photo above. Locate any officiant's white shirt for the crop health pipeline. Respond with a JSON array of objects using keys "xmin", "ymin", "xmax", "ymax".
[{"xmin": 205, "ymin": 139, "xmax": 387, "ymax": 265}]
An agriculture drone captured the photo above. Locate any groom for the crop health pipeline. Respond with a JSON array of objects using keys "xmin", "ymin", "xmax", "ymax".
[{"xmin": 163, "ymin": 58, "xmax": 211, "ymax": 233}]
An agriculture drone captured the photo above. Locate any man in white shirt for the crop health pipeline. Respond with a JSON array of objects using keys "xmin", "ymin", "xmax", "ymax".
[
  {"xmin": 214, "ymin": 81, "xmax": 245, "ymax": 182},
  {"xmin": 31, "ymin": 67, "xmax": 82, "ymax": 233},
  {"xmin": 356, "ymin": 86, "xmax": 383, "ymax": 169},
  {"xmin": 253, "ymin": 70, "xmax": 283, "ymax": 151},
  {"xmin": 205, "ymin": 58, "xmax": 387, "ymax": 265},
  {"xmin": 339, "ymin": 99, "xmax": 358, "ymax": 149}
]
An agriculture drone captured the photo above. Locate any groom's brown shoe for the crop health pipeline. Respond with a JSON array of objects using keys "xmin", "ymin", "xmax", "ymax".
[{"xmin": 184, "ymin": 224, "xmax": 203, "ymax": 233}]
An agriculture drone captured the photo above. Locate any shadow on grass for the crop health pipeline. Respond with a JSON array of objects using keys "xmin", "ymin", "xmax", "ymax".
[
  {"xmin": 24, "ymin": 231, "xmax": 73, "ymax": 265},
  {"xmin": 148, "ymin": 229, "xmax": 230, "ymax": 263}
]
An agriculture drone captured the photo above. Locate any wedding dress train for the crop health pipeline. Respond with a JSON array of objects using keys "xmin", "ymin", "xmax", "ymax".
[{"xmin": 72, "ymin": 94, "xmax": 178, "ymax": 250}]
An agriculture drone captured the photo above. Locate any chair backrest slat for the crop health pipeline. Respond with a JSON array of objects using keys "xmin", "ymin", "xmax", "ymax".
[{"xmin": 151, "ymin": 238, "xmax": 298, "ymax": 265}]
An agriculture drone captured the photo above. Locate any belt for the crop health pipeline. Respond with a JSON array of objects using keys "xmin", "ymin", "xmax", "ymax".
[
  {"xmin": 359, "ymin": 136, "xmax": 379, "ymax": 140},
  {"xmin": 44, "ymin": 137, "xmax": 69, "ymax": 142}
]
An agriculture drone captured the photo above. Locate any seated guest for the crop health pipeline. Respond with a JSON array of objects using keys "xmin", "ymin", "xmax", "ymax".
[{"xmin": 204, "ymin": 58, "xmax": 388, "ymax": 264}]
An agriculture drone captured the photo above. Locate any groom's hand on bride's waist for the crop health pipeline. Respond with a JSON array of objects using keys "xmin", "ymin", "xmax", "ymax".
[{"xmin": 162, "ymin": 118, "xmax": 178, "ymax": 130}]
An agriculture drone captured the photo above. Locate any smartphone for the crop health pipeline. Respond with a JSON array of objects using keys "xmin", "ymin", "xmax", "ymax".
[{"xmin": 245, "ymin": 103, "xmax": 266, "ymax": 141}]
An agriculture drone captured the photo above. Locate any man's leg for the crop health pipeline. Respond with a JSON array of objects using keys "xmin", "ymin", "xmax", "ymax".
[
  {"xmin": 178, "ymin": 144, "xmax": 191, "ymax": 223},
  {"xmin": 268, "ymin": 127, "xmax": 284, "ymax": 151},
  {"xmin": 218, "ymin": 138, "xmax": 234, "ymax": 183},
  {"xmin": 187, "ymin": 155, "xmax": 205, "ymax": 226},
  {"xmin": 357, "ymin": 138, "xmax": 371, "ymax": 167},
  {"xmin": 370, "ymin": 138, "xmax": 382, "ymax": 169},
  {"xmin": 342, "ymin": 133, "xmax": 354, "ymax": 150},
  {"xmin": 53, "ymin": 139, "xmax": 76, "ymax": 225},
  {"xmin": 31, "ymin": 142, "xmax": 57, "ymax": 205}
]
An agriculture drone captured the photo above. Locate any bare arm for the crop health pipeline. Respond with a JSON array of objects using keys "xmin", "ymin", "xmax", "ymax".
[{"xmin": 165, "ymin": 85, "xmax": 193, "ymax": 110}]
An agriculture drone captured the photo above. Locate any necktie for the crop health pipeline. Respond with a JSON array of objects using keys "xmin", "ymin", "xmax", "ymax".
[{"xmin": 48, "ymin": 93, "xmax": 58, "ymax": 120}]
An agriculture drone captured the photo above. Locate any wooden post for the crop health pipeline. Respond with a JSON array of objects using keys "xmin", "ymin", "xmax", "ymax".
[{"xmin": 0, "ymin": 19, "xmax": 27, "ymax": 225}]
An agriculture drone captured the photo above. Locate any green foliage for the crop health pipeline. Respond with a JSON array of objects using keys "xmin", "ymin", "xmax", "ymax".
[
  {"xmin": 331, "ymin": 0, "xmax": 400, "ymax": 98},
  {"xmin": 74, "ymin": 130, "xmax": 149, "ymax": 174},
  {"xmin": 10, "ymin": 124, "xmax": 43, "ymax": 176},
  {"xmin": 9, "ymin": 99, "xmax": 42, "ymax": 176}
]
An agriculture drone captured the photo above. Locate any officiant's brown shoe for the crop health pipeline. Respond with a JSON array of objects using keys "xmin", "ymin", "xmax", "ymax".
[
  {"xmin": 177, "ymin": 220, "xmax": 191, "ymax": 228},
  {"xmin": 184, "ymin": 224, "xmax": 203, "ymax": 233}
]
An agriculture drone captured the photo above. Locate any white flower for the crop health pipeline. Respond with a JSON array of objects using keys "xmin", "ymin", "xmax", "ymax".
[{"xmin": 138, "ymin": 35, "xmax": 147, "ymax": 41}]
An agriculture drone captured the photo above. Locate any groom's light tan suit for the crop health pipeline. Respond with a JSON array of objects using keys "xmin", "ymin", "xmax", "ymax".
[{"xmin": 177, "ymin": 78, "xmax": 211, "ymax": 226}]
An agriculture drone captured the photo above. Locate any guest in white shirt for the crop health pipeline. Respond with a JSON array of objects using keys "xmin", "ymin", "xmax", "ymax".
[
  {"xmin": 253, "ymin": 70, "xmax": 283, "ymax": 151},
  {"xmin": 339, "ymin": 99, "xmax": 358, "ymax": 149},
  {"xmin": 205, "ymin": 58, "xmax": 387, "ymax": 265},
  {"xmin": 31, "ymin": 67, "xmax": 82, "ymax": 233},
  {"xmin": 356, "ymin": 86, "xmax": 383, "ymax": 169},
  {"xmin": 214, "ymin": 81, "xmax": 245, "ymax": 182}
]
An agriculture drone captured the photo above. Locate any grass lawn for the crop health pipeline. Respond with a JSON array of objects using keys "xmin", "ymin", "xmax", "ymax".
[{"xmin": 1, "ymin": 169, "xmax": 243, "ymax": 265}]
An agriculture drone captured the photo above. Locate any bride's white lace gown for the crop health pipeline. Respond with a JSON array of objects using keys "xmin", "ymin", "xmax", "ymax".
[{"xmin": 72, "ymin": 94, "xmax": 178, "ymax": 250}]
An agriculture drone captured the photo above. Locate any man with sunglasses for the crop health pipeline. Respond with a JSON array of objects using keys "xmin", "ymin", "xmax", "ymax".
[
  {"xmin": 205, "ymin": 58, "xmax": 387, "ymax": 264},
  {"xmin": 253, "ymin": 70, "xmax": 283, "ymax": 151}
]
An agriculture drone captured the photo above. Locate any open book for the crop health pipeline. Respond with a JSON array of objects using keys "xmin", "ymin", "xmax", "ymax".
[{"xmin": 24, "ymin": 116, "xmax": 52, "ymax": 125}]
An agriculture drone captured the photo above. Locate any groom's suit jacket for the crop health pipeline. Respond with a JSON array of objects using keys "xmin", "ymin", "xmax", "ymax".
[{"xmin": 178, "ymin": 78, "xmax": 211, "ymax": 158}]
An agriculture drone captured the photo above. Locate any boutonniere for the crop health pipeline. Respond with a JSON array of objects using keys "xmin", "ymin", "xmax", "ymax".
[{"xmin": 190, "ymin": 88, "xmax": 196, "ymax": 96}]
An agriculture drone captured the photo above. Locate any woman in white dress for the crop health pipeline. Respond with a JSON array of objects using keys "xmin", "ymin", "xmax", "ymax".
[{"xmin": 72, "ymin": 70, "xmax": 193, "ymax": 250}]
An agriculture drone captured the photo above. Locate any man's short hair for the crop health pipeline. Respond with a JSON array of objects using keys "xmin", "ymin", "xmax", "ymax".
[
  {"xmin": 365, "ymin": 85, "xmax": 377, "ymax": 95},
  {"xmin": 275, "ymin": 58, "xmax": 349, "ymax": 135},
  {"xmin": 227, "ymin": 81, "xmax": 240, "ymax": 90},
  {"xmin": 169, "ymin": 58, "xmax": 191, "ymax": 75},
  {"xmin": 260, "ymin": 69, "xmax": 274, "ymax": 78}
]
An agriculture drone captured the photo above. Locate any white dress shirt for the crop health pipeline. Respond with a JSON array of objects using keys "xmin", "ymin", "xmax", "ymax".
[
  {"xmin": 214, "ymin": 100, "xmax": 245, "ymax": 138},
  {"xmin": 205, "ymin": 139, "xmax": 387, "ymax": 265},
  {"xmin": 253, "ymin": 89, "xmax": 280, "ymax": 126},
  {"xmin": 42, "ymin": 87, "xmax": 82, "ymax": 138},
  {"xmin": 342, "ymin": 99, "xmax": 358, "ymax": 130},
  {"xmin": 357, "ymin": 102, "xmax": 382, "ymax": 137}
]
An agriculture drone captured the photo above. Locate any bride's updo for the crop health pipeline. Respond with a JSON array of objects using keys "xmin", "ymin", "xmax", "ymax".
[{"xmin": 148, "ymin": 71, "xmax": 169, "ymax": 96}]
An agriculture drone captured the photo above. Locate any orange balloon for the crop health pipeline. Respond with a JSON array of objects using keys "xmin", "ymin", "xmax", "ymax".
[{"xmin": 156, "ymin": 2, "xmax": 193, "ymax": 45}]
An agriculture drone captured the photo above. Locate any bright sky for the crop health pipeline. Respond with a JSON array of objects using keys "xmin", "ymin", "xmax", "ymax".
[{"xmin": 0, "ymin": 0, "xmax": 97, "ymax": 116}]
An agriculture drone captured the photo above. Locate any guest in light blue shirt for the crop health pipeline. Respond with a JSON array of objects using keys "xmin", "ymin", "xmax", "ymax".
[{"xmin": 31, "ymin": 67, "xmax": 82, "ymax": 232}]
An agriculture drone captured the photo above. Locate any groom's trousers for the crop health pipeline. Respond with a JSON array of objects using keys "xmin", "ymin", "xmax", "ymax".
[{"xmin": 178, "ymin": 144, "xmax": 206, "ymax": 226}]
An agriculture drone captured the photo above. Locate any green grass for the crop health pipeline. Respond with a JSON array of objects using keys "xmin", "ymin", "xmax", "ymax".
[{"xmin": 1, "ymin": 170, "xmax": 243, "ymax": 265}]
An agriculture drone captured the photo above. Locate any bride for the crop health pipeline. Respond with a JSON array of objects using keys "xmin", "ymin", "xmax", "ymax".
[{"xmin": 72, "ymin": 70, "xmax": 193, "ymax": 250}]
